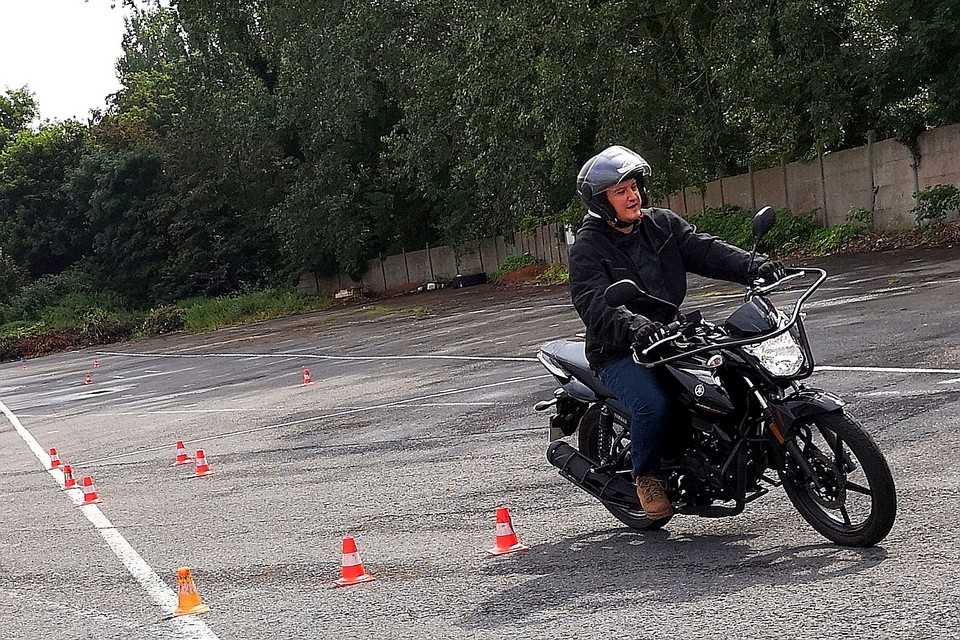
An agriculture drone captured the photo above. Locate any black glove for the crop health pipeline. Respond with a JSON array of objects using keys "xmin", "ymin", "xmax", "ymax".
[
  {"xmin": 633, "ymin": 320, "xmax": 667, "ymax": 347},
  {"xmin": 754, "ymin": 260, "xmax": 785, "ymax": 284}
]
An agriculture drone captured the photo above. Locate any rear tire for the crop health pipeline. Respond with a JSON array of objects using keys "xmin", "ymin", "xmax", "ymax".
[
  {"xmin": 779, "ymin": 410, "xmax": 896, "ymax": 547},
  {"xmin": 577, "ymin": 408, "xmax": 670, "ymax": 530}
]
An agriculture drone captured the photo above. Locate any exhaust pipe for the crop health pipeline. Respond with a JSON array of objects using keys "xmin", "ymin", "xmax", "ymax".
[{"xmin": 546, "ymin": 441, "xmax": 640, "ymax": 510}]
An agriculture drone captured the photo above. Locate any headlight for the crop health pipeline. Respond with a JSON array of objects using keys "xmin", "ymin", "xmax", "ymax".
[{"xmin": 743, "ymin": 329, "xmax": 804, "ymax": 377}]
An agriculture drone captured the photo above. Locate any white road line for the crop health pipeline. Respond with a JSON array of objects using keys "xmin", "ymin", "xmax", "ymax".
[
  {"xmin": 94, "ymin": 349, "xmax": 960, "ymax": 376},
  {"xmin": 0, "ymin": 399, "xmax": 220, "ymax": 640},
  {"xmin": 75, "ymin": 374, "xmax": 552, "ymax": 465},
  {"xmin": 937, "ymin": 377, "xmax": 960, "ymax": 385},
  {"xmin": 96, "ymin": 350, "xmax": 538, "ymax": 363},
  {"xmin": 817, "ymin": 365, "xmax": 960, "ymax": 375}
]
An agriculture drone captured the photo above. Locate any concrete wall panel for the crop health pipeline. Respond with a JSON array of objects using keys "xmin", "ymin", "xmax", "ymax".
[
  {"xmin": 822, "ymin": 146, "xmax": 873, "ymax": 227},
  {"xmin": 404, "ymin": 248, "xmax": 434, "ymax": 284},
  {"xmin": 917, "ymin": 123, "xmax": 960, "ymax": 188},
  {"xmin": 785, "ymin": 159, "xmax": 822, "ymax": 216},
  {"xmin": 721, "ymin": 174, "xmax": 752, "ymax": 211},
  {"xmin": 703, "ymin": 180, "xmax": 723, "ymax": 209},
  {"xmin": 683, "ymin": 187, "xmax": 704, "ymax": 215},
  {"xmin": 872, "ymin": 139, "xmax": 917, "ymax": 231},
  {"xmin": 752, "ymin": 166, "xmax": 787, "ymax": 212}
]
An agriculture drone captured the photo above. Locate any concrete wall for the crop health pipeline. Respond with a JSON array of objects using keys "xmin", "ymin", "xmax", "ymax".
[
  {"xmin": 666, "ymin": 123, "xmax": 960, "ymax": 233},
  {"xmin": 298, "ymin": 221, "xmax": 575, "ymax": 295}
]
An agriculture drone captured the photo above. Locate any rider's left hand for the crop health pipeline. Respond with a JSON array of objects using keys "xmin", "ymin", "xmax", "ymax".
[{"xmin": 754, "ymin": 260, "xmax": 785, "ymax": 284}]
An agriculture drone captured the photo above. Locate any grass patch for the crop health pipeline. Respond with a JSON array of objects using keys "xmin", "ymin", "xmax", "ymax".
[{"xmin": 179, "ymin": 289, "xmax": 331, "ymax": 333}]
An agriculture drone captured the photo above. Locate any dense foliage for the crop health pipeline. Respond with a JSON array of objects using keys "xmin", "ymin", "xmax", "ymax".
[{"xmin": 2, "ymin": 0, "xmax": 960, "ymax": 312}]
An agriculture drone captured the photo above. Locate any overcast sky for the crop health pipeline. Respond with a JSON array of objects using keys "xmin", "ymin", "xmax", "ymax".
[{"xmin": 0, "ymin": 0, "xmax": 131, "ymax": 123}]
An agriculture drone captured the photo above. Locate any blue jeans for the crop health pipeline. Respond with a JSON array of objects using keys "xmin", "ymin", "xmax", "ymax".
[{"xmin": 598, "ymin": 355, "xmax": 671, "ymax": 479}]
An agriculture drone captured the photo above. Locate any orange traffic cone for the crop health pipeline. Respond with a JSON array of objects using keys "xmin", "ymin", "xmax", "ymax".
[
  {"xmin": 333, "ymin": 536, "xmax": 375, "ymax": 586},
  {"xmin": 302, "ymin": 368, "xmax": 314, "ymax": 385},
  {"xmin": 194, "ymin": 450, "xmax": 213, "ymax": 477},
  {"xmin": 172, "ymin": 567, "xmax": 210, "ymax": 616},
  {"xmin": 84, "ymin": 374, "xmax": 93, "ymax": 385},
  {"xmin": 62, "ymin": 464, "xmax": 77, "ymax": 490},
  {"xmin": 48, "ymin": 448, "xmax": 62, "ymax": 470},
  {"xmin": 93, "ymin": 359, "xmax": 100, "ymax": 368},
  {"xmin": 172, "ymin": 441, "xmax": 193, "ymax": 466},
  {"xmin": 487, "ymin": 506, "xmax": 529, "ymax": 555},
  {"xmin": 81, "ymin": 476, "xmax": 101, "ymax": 504}
]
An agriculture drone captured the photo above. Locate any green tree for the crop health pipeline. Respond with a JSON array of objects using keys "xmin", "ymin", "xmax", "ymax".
[{"xmin": 0, "ymin": 122, "xmax": 92, "ymax": 278}]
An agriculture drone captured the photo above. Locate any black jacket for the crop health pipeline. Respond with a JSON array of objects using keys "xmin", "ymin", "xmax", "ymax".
[{"xmin": 568, "ymin": 207, "xmax": 755, "ymax": 371}]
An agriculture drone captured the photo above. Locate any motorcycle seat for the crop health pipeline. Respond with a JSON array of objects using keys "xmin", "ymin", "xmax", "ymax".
[{"xmin": 540, "ymin": 340, "xmax": 615, "ymax": 399}]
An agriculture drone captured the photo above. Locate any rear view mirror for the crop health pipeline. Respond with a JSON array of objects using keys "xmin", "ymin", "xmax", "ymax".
[
  {"xmin": 752, "ymin": 206, "xmax": 776, "ymax": 243},
  {"xmin": 604, "ymin": 279, "xmax": 644, "ymax": 307}
]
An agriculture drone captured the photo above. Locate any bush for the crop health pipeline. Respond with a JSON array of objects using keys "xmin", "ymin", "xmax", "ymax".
[
  {"xmin": 687, "ymin": 205, "xmax": 866, "ymax": 257},
  {"xmin": 492, "ymin": 253, "xmax": 543, "ymax": 281},
  {"xmin": 143, "ymin": 306, "xmax": 186, "ymax": 336},
  {"xmin": 537, "ymin": 263, "xmax": 569, "ymax": 284},
  {"xmin": 687, "ymin": 205, "xmax": 754, "ymax": 249},
  {"xmin": 912, "ymin": 184, "xmax": 960, "ymax": 229}
]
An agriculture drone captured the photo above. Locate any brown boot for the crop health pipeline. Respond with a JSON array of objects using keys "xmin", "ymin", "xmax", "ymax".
[{"xmin": 636, "ymin": 475, "xmax": 673, "ymax": 521}]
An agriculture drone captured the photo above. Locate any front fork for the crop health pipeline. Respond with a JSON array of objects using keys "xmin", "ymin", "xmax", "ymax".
[{"xmin": 746, "ymin": 378, "xmax": 825, "ymax": 490}]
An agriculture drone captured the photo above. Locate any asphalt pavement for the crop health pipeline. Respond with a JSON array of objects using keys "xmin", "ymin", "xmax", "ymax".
[{"xmin": 2, "ymin": 246, "xmax": 960, "ymax": 639}]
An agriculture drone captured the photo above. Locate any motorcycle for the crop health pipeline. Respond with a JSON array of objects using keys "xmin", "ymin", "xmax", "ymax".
[{"xmin": 534, "ymin": 206, "xmax": 896, "ymax": 547}]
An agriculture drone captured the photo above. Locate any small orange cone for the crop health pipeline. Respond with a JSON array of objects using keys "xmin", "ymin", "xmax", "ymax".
[
  {"xmin": 302, "ymin": 368, "xmax": 314, "ymax": 385},
  {"xmin": 487, "ymin": 506, "xmax": 529, "ymax": 555},
  {"xmin": 84, "ymin": 374, "xmax": 93, "ymax": 385},
  {"xmin": 62, "ymin": 464, "xmax": 77, "ymax": 490},
  {"xmin": 333, "ymin": 536, "xmax": 375, "ymax": 586},
  {"xmin": 48, "ymin": 448, "xmax": 62, "ymax": 470},
  {"xmin": 93, "ymin": 359, "xmax": 100, "ymax": 368},
  {"xmin": 81, "ymin": 476, "xmax": 101, "ymax": 504},
  {"xmin": 172, "ymin": 567, "xmax": 210, "ymax": 616},
  {"xmin": 194, "ymin": 450, "xmax": 213, "ymax": 477},
  {"xmin": 172, "ymin": 441, "xmax": 193, "ymax": 466}
]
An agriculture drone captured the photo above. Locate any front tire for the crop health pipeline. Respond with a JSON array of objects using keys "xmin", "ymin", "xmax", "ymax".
[
  {"xmin": 577, "ymin": 407, "xmax": 670, "ymax": 531},
  {"xmin": 779, "ymin": 410, "xmax": 896, "ymax": 547}
]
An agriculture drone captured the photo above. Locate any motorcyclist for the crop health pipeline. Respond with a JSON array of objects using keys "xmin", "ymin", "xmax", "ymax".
[{"xmin": 568, "ymin": 145, "xmax": 783, "ymax": 521}]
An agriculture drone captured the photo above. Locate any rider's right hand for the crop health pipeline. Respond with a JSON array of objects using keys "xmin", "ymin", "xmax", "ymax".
[{"xmin": 633, "ymin": 321, "xmax": 667, "ymax": 347}]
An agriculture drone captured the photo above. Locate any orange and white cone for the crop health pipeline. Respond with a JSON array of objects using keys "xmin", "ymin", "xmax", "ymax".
[
  {"xmin": 81, "ymin": 476, "xmax": 102, "ymax": 505},
  {"xmin": 84, "ymin": 374, "xmax": 93, "ymax": 385},
  {"xmin": 62, "ymin": 464, "xmax": 77, "ymax": 490},
  {"xmin": 194, "ymin": 450, "xmax": 213, "ymax": 477},
  {"xmin": 302, "ymin": 368, "xmax": 314, "ymax": 385},
  {"xmin": 48, "ymin": 448, "xmax": 62, "ymax": 470},
  {"xmin": 333, "ymin": 536, "xmax": 375, "ymax": 586},
  {"xmin": 172, "ymin": 567, "xmax": 210, "ymax": 616},
  {"xmin": 172, "ymin": 441, "xmax": 192, "ymax": 466},
  {"xmin": 93, "ymin": 359, "xmax": 100, "ymax": 368},
  {"xmin": 487, "ymin": 506, "xmax": 529, "ymax": 555}
]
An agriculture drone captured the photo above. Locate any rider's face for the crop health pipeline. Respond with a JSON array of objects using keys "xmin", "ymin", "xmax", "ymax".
[{"xmin": 605, "ymin": 178, "xmax": 643, "ymax": 224}]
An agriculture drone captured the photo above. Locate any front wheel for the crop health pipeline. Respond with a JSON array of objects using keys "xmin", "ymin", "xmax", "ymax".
[
  {"xmin": 577, "ymin": 407, "xmax": 670, "ymax": 531},
  {"xmin": 779, "ymin": 410, "xmax": 896, "ymax": 547}
]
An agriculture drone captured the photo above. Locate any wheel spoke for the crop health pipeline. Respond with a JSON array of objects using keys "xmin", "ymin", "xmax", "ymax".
[
  {"xmin": 838, "ymin": 502, "xmax": 852, "ymax": 526},
  {"xmin": 846, "ymin": 481, "xmax": 873, "ymax": 496}
]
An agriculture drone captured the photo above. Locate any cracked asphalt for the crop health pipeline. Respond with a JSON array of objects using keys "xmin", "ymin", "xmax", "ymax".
[{"xmin": 1, "ymin": 246, "xmax": 959, "ymax": 639}]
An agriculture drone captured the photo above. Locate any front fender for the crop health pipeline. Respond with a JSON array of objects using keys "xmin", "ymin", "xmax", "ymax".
[{"xmin": 769, "ymin": 388, "xmax": 845, "ymax": 433}]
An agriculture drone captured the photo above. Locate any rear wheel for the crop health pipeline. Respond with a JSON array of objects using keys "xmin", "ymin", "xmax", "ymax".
[
  {"xmin": 577, "ymin": 408, "xmax": 670, "ymax": 530},
  {"xmin": 779, "ymin": 411, "xmax": 896, "ymax": 547}
]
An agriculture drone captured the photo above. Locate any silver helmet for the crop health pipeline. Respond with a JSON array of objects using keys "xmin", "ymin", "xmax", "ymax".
[{"xmin": 576, "ymin": 145, "xmax": 652, "ymax": 221}]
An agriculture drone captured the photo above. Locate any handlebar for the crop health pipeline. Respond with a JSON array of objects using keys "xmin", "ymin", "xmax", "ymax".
[{"xmin": 633, "ymin": 267, "xmax": 827, "ymax": 367}]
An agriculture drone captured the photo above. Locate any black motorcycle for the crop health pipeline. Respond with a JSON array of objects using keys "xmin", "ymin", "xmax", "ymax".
[{"xmin": 535, "ymin": 207, "xmax": 896, "ymax": 547}]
